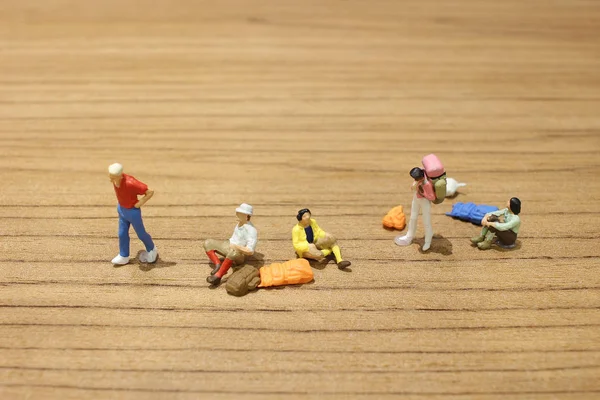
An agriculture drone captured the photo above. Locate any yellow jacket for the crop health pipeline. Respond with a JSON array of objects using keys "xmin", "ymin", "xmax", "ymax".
[{"xmin": 292, "ymin": 218, "xmax": 326, "ymax": 256}]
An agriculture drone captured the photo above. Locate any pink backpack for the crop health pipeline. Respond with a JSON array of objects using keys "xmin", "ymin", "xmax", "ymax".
[{"xmin": 421, "ymin": 154, "xmax": 447, "ymax": 204}]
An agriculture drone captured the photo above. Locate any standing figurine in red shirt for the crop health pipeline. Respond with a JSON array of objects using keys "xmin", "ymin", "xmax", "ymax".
[{"xmin": 108, "ymin": 163, "xmax": 158, "ymax": 265}]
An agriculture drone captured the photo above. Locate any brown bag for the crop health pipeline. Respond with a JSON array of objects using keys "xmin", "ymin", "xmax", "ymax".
[{"xmin": 225, "ymin": 265, "xmax": 261, "ymax": 296}]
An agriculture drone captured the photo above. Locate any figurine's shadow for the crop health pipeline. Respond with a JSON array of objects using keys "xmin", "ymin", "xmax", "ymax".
[
  {"xmin": 468, "ymin": 239, "xmax": 522, "ymax": 252},
  {"xmin": 244, "ymin": 252, "xmax": 266, "ymax": 269},
  {"xmin": 446, "ymin": 191, "xmax": 466, "ymax": 200},
  {"xmin": 413, "ymin": 235, "xmax": 453, "ymax": 255},
  {"xmin": 229, "ymin": 279, "xmax": 315, "ymax": 297},
  {"xmin": 491, "ymin": 239, "xmax": 522, "ymax": 252},
  {"xmin": 132, "ymin": 250, "xmax": 177, "ymax": 271},
  {"xmin": 306, "ymin": 257, "xmax": 327, "ymax": 271},
  {"xmin": 305, "ymin": 256, "xmax": 352, "ymax": 273},
  {"xmin": 259, "ymin": 279, "xmax": 316, "ymax": 294},
  {"xmin": 383, "ymin": 226, "xmax": 402, "ymax": 233}
]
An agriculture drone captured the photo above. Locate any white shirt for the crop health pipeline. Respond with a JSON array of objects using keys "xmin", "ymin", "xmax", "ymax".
[{"xmin": 229, "ymin": 222, "xmax": 258, "ymax": 252}]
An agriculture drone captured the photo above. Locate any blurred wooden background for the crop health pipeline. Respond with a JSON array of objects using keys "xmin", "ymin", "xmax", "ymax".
[{"xmin": 1, "ymin": 0, "xmax": 599, "ymax": 398}]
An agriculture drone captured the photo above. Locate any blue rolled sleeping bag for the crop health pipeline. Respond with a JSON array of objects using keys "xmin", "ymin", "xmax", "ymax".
[{"xmin": 446, "ymin": 202, "xmax": 499, "ymax": 225}]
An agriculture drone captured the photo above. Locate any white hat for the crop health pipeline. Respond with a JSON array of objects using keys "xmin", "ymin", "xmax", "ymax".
[
  {"xmin": 235, "ymin": 203, "xmax": 253, "ymax": 215},
  {"xmin": 108, "ymin": 163, "xmax": 123, "ymax": 175}
]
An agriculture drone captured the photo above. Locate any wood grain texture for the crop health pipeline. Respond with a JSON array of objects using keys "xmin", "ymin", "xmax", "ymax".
[{"xmin": 1, "ymin": 0, "xmax": 600, "ymax": 398}]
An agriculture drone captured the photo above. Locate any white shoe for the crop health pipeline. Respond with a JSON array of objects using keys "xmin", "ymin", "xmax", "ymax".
[
  {"xmin": 111, "ymin": 254, "xmax": 130, "ymax": 265},
  {"xmin": 422, "ymin": 242, "xmax": 432, "ymax": 251},
  {"xmin": 140, "ymin": 247, "xmax": 158, "ymax": 263},
  {"xmin": 394, "ymin": 235, "xmax": 413, "ymax": 246}
]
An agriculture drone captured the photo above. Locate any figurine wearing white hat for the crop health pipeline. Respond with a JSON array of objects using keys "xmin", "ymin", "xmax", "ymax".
[
  {"xmin": 108, "ymin": 163, "xmax": 158, "ymax": 265},
  {"xmin": 204, "ymin": 203, "xmax": 258, "ymax": 286}
]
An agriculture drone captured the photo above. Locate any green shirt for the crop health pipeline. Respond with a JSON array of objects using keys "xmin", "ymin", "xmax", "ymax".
[{"xmin": 490, "ymin": 208, "xmax": 521, "ymax": 234}]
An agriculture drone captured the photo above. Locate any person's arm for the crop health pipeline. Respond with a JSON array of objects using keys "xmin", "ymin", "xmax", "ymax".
[
  {"xmin": 135, "ymin": 189, "xmax": 154, "ymax": 208},
  {"xmin": 490, "ymin": 209, "xmax": 505, "ymax": 217},
  {"xmin": 292, "ymin": 226, "xmax": 310, "ymax": 254},
  {"xmin": 230, "ymin": 243, "xmax": 254, "ymax": 256},
  {"xmin": 312, "ymin": 219, "xmax": 327, "ymax": 240},
  {"xmin": 492, "ymin": 216, "xmax": 520, "ymax": 232},
  {"xmin": 482, "ymin": 208, "xmax": 504, "ymax": 225}
]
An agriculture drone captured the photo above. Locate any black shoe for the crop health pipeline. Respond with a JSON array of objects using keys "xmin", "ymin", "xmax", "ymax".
[
  {"xmin": 207, "ymin": 275, "xmax": 221, "ymax": 285},
  {"xmin": 210, "ymin": 264, "xmax": 221, "ymax": 275},
  {"xmin": 337, "ymin": 260, "xmax": 351, "ymax": 270}
]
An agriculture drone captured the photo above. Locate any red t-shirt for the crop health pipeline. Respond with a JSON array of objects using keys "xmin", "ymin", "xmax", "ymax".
[{"xmin": 114, "ymin": 174, "xmax": 148, "ymax": 208}]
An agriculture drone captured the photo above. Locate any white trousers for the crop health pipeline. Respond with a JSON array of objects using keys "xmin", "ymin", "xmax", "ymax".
[{"xmin": 406, "ymin": 194, "xmax": 433, "ymax": 244}]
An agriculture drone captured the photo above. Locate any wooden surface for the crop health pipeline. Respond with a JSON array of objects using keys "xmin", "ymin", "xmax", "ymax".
[{"xmin": 1, "ymin": 0, "xmax": 600, "ymax": 398}]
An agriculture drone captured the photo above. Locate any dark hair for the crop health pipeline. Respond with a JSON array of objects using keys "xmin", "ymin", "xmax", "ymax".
[
  {"xmin": 509, "ymin": 197, "xmax": 521, "ymax": 215},
  {"xmin": 297, "ymin": 208, "xmax": 311, "ymax": 221},
  {"xmin": 409, "ymin": 167, "xmax": 424, "ymax": 180}
]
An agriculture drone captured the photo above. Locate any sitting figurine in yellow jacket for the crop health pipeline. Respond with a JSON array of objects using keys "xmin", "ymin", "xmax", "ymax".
[{"xmin": 292, "ymin": 208, "xmax": 351, "ymax": 270}]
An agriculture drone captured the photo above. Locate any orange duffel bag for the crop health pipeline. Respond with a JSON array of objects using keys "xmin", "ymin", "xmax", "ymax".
[{"xmin": 258, "ymin": 258, "xmax": 314, "ymax": 288}]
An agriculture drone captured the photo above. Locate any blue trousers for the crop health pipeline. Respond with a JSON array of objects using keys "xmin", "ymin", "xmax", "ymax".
[{"xmin": 117, "ymin": 205, "xmax": 155, "ymax": 257}]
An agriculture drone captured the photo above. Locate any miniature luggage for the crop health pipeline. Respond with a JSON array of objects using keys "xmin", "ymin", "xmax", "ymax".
[
  {"xmin": 445, "ymin": 202, "xmax": 499, "ymax": 225},
  {"xmin": 258, "ymin": 259, "xmax": 314, "ymax": 288},
  {"xmin": 383, "ymin": 205, "xmax": 406, "ymax": 230},
  {"xmin": 225, "ymin": 265, "xmax": 261, "ymax": 296},
  {"xmin": 422, "ymin": 153, "xmax": 447, "ymax": 204}
]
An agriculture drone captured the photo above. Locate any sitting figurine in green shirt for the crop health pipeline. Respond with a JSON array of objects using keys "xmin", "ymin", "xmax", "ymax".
[{"xmin": 471, "ymin": 197, "xmax": 521, "ymax": 250}]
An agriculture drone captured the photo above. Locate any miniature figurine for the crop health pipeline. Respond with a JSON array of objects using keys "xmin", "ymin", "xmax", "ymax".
[
  {"xmin": 204, "ymin": 203, "xmax": 258, "ymax": 285},
  {"xmin": 292, "ymin": 208, "xmax": 351, "ymax": 269},
  {"xmin": 471, "ymin": 197, "xmax": 521, "ymax": 249},
  {"xmin": 394, "ymin": 154, "xmax": 446, "ymax": 251},
  {"xmin": 108, "ymin": 163, "xmax": 158, "ymax": 265}
]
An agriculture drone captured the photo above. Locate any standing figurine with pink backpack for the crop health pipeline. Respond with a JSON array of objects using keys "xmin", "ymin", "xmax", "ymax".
[{"xmin": 395, "ymin": 154, "xmax": 447, "ymax": 251}]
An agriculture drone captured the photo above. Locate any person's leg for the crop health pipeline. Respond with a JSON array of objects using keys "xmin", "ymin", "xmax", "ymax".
[
  {"xmin": 314, "ymin": 234, "xmax": 336, "ymax": 258},
  {"xmin": 316, "ymin": 234, "xmax": 344, "ymax": 264},
  {"xmin": 302, "ymin": 240, "xmax": 349, "ymax": 268},
  {"xmin": 491, "ymin": 227, "xmax": 517, "ymax": 246},
  {"xmin": 331, "ymin": 244, "xmax": 351, "ymax": 269},
  {"xmin": 129, "ymin": 208, "xmax": 155, "ymax": 252},
  {"xmin": 207, "ymin": 249, "xmax": 245, "ymax": 285},
  {"xmin": 330, "ymin": 245, "xmax": 342, "ymax": 263},
  {"xmin": 225, "ymin": 248, "xmax": 246, "ymax": 265},
  {"xmin": 113, "ymin": 205, "xmax": 132, "ymax": 264},
  {"xmin": 471, "ymin": 226, "xmax": 489, "ymax": 244},
  {"xmin": 118, "ymin": 206, "xmax": 131, "ymax": 257},
  {"xmin": 128, "ymin": 207, "xmax": 157, "ymax": 262},
  {"xmin": 205, "ymin": 240, "xmax": 233, "ymax": 274},
  {"xmin": 204, "ymin": 239, "xmax": 224, "ymax": 273},
  {"xmin": 421, "ymin": 198, "xmax": 433, "ymax": 251},
  {"xmin": 203, "ymin": 238, "xmax": 223, "ymax": 253},
  {"xmin": 395, "ymin": 194, "xmax": 420, "ymax": 246},
  {"xmin": 319, "ymin": 248, "xmax": 332, "ymax": 257},
  {"xmin": 477, "ymin": 227, "xmax": 497, "ymax": 250},
  {"xmin": 302, "ymin": 243, "xmax": 325, "ymax": 260}
]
